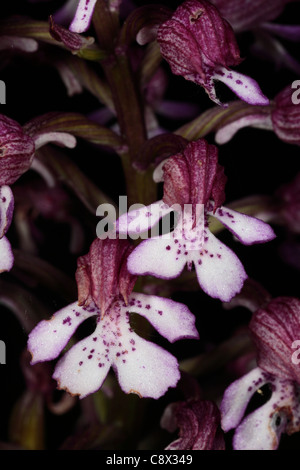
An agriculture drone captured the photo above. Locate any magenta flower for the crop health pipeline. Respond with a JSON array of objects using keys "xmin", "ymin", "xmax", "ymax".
[
  {"xmin": 156, "ymin": 0, "xmax": 269, "ymax": 106},
  {"xmin": 221, "ymin": 297, "xmax": 300, "ymax": 449},
  {"xmin": 28, "ymin": 239, "xmax": 199, "ymax": 399},
  {"xmin": 0, "ymin": 185, "xmax": 14, "ymax": 273},
  {"xmin": 116, "ymin": 139, "xmax": 276, "ymax": 302}
]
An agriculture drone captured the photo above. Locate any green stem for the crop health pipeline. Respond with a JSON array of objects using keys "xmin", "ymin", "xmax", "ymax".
[{"xmin": 93, "ymin": 3, "xmax": 156, "ymax": 206}]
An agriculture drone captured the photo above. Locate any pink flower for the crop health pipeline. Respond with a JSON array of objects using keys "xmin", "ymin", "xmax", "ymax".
[
  {"xmin": 116, "ymin": 139, "xmax": 276, "ymax": 302},
  {"xmin": 221, "ymin": 297, "xmax": 300, "ymax": 449},
  {"xmin": 28, "ymin": 239, "xmax": 199, "ymax": 399},
  {"xmin": 156, "ymin": 0, "xmax": 269, "ymax": 106}
]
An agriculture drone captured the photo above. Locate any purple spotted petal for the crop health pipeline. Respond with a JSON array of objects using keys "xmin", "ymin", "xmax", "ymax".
[
  {"xmin": 128, "ymin": 293, "xmax": 199, "ymax": 342},
  {"xmin": 114, "ymin": 334, "xmax": 180, "ymax": 399},
  {"xmin": 215, "ymin": 114, "xmax": 273, "ymax": 144},
  {"xmin": 116, "ymin": 200, "xmax": 173, "ymax": 235},
  {"xmin": 53, "ymin": 301, "xmax": 182, "ymax": 399},
  {"xmin": 214, "ymin": 67, "xmax": 269, "ymax": 106},
  {"xmin": 0, "ymin": 237, "xmax": 14, "ymax": 273},
  {"xmin": 0, "ymin": 186, "xmax": 14, "ymax": 238},
  {"xmin": 28, "ymin": 301, "xmax": 98, "ymax": 363},
  {"xmin": 193, "ymin": 230, "xmax": 247, "ymax": 302},
  {"xmin": 221, "ymin": 367, "xmax": 270, "ymax": 431},
  {"xmin": 34, "ymin": 132, "xmax": 77, "ymax": 150},
  {"xmin": 53, "ymin": 329, "xmax": 111, "ymax": 398},
  {"xmin": 210, "ymin": 205, "xmax": 276, "ymax": 245},
  {"xmin": 127, "ymin": 237, "xmax": 186, "ymax": 279},
  {"xmin": 232, "ymin": 377, "xmax": 300, "ymax": 450},
  {"xmin": 69, "ymin": 0, "xmax": 97, "ymax": 33}
]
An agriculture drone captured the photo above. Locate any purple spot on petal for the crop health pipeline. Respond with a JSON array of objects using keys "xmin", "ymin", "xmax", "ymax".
[{"xmin": 166, "ymin": 245, "xmax": 171, "ymax": 251}]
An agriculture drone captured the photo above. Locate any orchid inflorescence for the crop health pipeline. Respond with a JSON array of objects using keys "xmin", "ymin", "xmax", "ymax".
[{"xmin": 0, "ymin": 0, "xmax": 300, "ymax": 451}]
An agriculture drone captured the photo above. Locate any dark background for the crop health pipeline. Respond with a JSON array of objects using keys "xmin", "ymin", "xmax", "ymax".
[{"xmin": 0, "ymin": 0, "xmax": 299, "ymax": 450}]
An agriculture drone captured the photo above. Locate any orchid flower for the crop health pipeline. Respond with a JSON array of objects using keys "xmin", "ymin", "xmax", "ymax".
[
  {"xmin": 28, "ymin": 238, "xmax": 199, "ymax": 399},
  {"xmin": 116, "ymin": 139, "xmax": 276, "ymax": 302},
  {"xmin": 156, "ymin": 0, "xmax": 269, "ymax": 106},
  {"xmin": 221, "ymin": 297, "xmax": 300, "ymax": 449}
]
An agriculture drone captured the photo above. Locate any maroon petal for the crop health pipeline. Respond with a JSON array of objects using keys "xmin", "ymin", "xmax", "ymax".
[
  {"xmin": 49, "ymin": 15, "xmax": 94, "ymax": 51},
  {"xmin": 162, "ymin": 139, "xmax": 226, "ymax": 210},
  {"xmin": 0, "ymin": 114, "xmax": 35, "ymax": 185}
]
